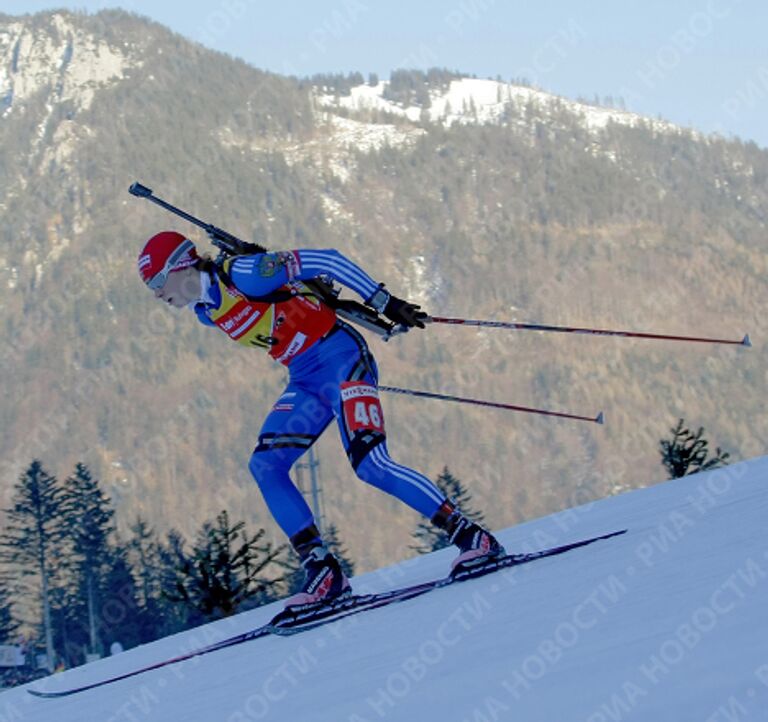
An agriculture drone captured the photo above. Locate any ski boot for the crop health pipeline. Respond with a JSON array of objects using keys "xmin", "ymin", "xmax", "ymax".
[
  {"xmin": 432, "ymin": 501, "xmax": 505, "ymax": 573},
  {"xmin": 284, "ymin": 526, "xmax": 352, "ymax": 609}
]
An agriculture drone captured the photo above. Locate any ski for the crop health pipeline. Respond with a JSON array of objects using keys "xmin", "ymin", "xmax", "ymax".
[
  {"xmin": 28, "ymin": 529, "xmax": 625, "ymax": 698},
  {"xmin": 26, "ymin": 626, "xmax": 272, "ymax": 699},
  {"xmin": 268, "ymin": 528, "xmax": 627, "ymax": 634}
]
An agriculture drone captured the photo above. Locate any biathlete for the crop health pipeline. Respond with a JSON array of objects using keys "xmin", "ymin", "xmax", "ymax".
[{"xmin": 138, "ymin": 231, "xmax": 503, "ymax": 607}]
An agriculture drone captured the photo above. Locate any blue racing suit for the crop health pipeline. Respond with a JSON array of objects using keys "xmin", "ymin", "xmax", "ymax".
[{"xmin": 193, "ymin": 249, "xmax": 446, "ymax": 538}]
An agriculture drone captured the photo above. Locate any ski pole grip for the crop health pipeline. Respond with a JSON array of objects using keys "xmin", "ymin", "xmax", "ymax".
[{"xmin": 129, "ymin": 182, "xmax": 153, "ymax": 198}]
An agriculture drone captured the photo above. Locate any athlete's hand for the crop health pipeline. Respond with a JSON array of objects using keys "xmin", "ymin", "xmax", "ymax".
[{"xmin": 383, "ymin": 295, "xmax": 428, "ymax": 329}]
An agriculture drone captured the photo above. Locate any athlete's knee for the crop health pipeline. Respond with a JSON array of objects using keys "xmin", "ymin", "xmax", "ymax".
[
  {"xmin": 347, "ymin": 433, "xmax": 386, "ymax": 478},
  {"xmin": 248, "ymin": 446, "xmax": 293, "ymax": 488},
  {"xmin": 250, "ymin": 431, "xmax": 313, "ymax": 480},
  {"xmin": 249, "ymin": 450, "xmax": 277, "ymax": 484},
  {"xmin": 354, "ymin": 445, "xmax": 389, "ymax": 488},
  {"xmin": 354, "ymin": 451, "xmax": 376, "ymax": 481}
]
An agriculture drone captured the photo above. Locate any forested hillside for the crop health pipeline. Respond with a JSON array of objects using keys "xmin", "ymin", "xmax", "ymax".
[{"xmin": 0, "ymin": 10, "xmax": 764, "ymax": 577}]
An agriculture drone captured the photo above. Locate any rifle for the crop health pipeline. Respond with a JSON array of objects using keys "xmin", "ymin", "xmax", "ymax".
[{"xmin": 129, "ymin": 182, "xmax": 398, "ymax": 338}]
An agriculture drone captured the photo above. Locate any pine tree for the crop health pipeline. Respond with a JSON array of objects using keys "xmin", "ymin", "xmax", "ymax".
[
  {"xmin": 411, "ymin": 468, "xmax": 486, "ymax": 554},
  {"xmin": 60, "ymin": 463, "xmax": 115, "ymax": 657},
  {"xmin": 0, "ymin": 582, "xmax": 17, "ymax": 644},
  {"xmin": 155, "ymin": 529, "xmax": 199, "ymax": 636},
  {"xmin": 128, "ymin": 517, "xmax": 168, "ymax": 641},
  {"xmin": 0, "ymin": 461, "xmax": 65, "ymax": 670},
  {"xmin": 166, "ymin": 511, "xmax": 284, "ymax": 620},
  {"xmin": 129, "ymin": 522, "xmax": 198, "ymax": 640},
  {"xmin": 660, "ymin": 419, "xmax": 731, "ymax": 479},
  {"xmin": 49, "ymin": 581, "xmax": 84, "ymax": 668},
  {"xmin": 99, "ymin": 544, "xmax": 144, "ymax": 652},
  {"xmin": 128, "ymin": 518, "xmax": 155, "ymax": 607}
]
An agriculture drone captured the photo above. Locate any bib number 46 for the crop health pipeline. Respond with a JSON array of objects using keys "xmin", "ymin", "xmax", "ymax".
[
  {"xmin": 341, "ymin": 382, "xmax": 386, "ymax": 434},
  {"xmin": 354, "ymin": 400, "xmax": 382, "ymax": 428}
]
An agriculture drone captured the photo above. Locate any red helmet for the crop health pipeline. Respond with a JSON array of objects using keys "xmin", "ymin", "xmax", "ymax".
[{"xmin": 138, "ymin": 231, "xmax": 198, "ymax": 289}]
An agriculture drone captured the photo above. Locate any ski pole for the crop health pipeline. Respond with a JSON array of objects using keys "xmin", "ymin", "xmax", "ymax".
[
  {"xmin": 427, "ymin": 317, "xmax": 751, "ymax": 347},
  {"xmin": 379, "ymin": 386, "xmax": 604, "ymax": 425}
]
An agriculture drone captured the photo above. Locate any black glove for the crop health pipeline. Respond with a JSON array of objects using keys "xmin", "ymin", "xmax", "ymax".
[{"xmin": 383, "ymin": 294, "xmax": 428, "ymax": 329}]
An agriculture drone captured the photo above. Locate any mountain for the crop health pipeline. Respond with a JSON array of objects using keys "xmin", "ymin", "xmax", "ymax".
[
  {"xmin": 0, "ymin": 10, "xmax": 765, "ymax": 573},
  {"xmin": 3, "ymin": 455, "xmax": 767, "ymax": 720}
]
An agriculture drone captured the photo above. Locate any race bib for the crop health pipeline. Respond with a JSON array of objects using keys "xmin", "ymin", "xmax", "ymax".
[{"xmin": 340, "ymin": 382, "xmax": 386, "ymax": 434}]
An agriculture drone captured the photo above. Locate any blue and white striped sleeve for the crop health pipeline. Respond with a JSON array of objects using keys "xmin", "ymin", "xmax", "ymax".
[
  {"xmin": 227, "ymin": 249, "xmax": 382, "ymax": 302},
  {"xmin": 295, "ymin": 249, "xmax": 380, "ymax": 302}
]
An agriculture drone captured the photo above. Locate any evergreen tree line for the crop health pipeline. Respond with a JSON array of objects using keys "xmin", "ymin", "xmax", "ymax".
[
  {"xmin": 300, "ymin": 68, "xmax": 466, "ymax": 101},
  {"xmin": 0, "ymin": 460, "xmax": 477, "ymax": 684},
  {"xmin": 0, "ymin": 460, "xmax": 480, "ymax": 684},
  {"xmin": 0, "ymin": 460, "xmax": 356, "ymax": 682},
  {"xmin": 382, "ymin": 68, "xmax": 465, "ymax": 108}
]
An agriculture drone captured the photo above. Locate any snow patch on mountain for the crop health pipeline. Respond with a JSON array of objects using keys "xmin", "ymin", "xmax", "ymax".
[
  {"xmin": 317, "ymin": 77, "xmax": 685, "ymax": 138},
  {"xmin": 402, "ymin": 254, "xmax": 440, "ymax": 306},
  {"xmin": 324, "ymin": 112, "xmax": 424, "ymax": 153},
  {"xmin": 219, "ymin": 112, "xmax": 422, "ymax": 184},
  {"xmin": 320, "ymin": 195, "xmax": 353, "ymax": 225},
  {"xmin": 264, "ymin": 113, "xmax": 423, "ymax": 183},
  {"xmin": 1, "ymin": 259, "xmax": 18, "ymax": 290},
  {"xmin": 220, "ymin": 111, "xmax": 423, "ymax": 224},
  {"xmin": 315, "ymin": 113, "xmax": 426, "ymax": 182}
]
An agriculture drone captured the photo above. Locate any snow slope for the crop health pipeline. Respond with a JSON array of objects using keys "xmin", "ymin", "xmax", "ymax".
[{"xmin": 2, "ymin": 456, "xmax": 767, "ymax": 722}]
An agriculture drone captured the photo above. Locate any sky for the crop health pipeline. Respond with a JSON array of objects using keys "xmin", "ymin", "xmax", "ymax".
[{"xmin": 3, "ymin": 0, "xmax": 768, "ymax": 147}]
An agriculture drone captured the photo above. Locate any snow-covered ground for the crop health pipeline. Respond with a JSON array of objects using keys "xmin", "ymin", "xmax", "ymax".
[{"xmin": 2, "ymin": 456, "xmax": 767, "ymax": 721}]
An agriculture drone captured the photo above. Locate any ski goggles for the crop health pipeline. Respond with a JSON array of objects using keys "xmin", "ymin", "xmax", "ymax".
[{"xmin": 146, "ymin": 239, "xmax": 197, "ymax": 290}]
